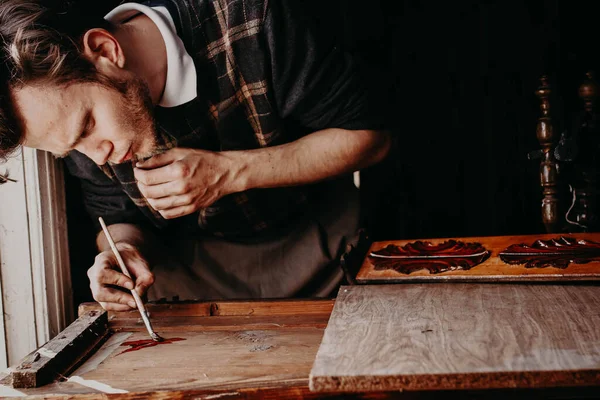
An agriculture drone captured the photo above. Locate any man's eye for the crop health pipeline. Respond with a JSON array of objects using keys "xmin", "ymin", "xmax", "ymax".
[{"xmin": 80, "ymin": 115, "xmax": 94, "ymax": 140}]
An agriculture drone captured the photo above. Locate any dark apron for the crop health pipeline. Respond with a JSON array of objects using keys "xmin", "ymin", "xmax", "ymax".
[{"xmin": 147, "ymin": 175, "xmax": 360, "ymax": 300}]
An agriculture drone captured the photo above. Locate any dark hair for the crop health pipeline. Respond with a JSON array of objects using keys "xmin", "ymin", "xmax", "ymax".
[{"xmin": 0, "ymin": 0, "xmax": 115, "ymax": 160}]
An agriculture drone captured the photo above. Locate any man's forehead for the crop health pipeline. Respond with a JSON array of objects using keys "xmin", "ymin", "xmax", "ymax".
[
  {"xmin": 12, "ymin": 84, "xmax": 83, "ymax": 148},
  {"xmin": 13, "ymin": 84, "xmax": 63, "ymax": 116},
  {"xmin": 14, "ymin": 83, "xmax": 71, "ymax": 105},
  {"xmin": 13, "ymin": 86, "xmax": 61, "ymax": 128}
]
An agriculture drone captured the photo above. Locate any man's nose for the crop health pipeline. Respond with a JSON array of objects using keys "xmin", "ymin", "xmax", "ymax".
[{"xmin": 75, "ymin": 140, "xmax": 112, "ymax": 165}]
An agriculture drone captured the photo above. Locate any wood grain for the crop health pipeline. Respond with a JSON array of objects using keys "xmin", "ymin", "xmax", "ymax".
[
  {"xmin": 78, "ymin": 300, "xmax": 335, "ymax": 333},
  {"xmin": 63, "ymin": 328, "xmax": 324, "ymax": 393},
  {"xmin": 309, "ymin": 284, "xmax": 600, "ymax": 392},
  {"xmin": 10, "ymin": 298, "xmax": 600, "ymax": 399},
  {"xmin": 3, "ymin": 310, "xmax": 109, "ymax": 388},
  {"xmin": 78, "ymin": 299, "xmax": 335, "ymax": 318},
  {"xmin": 15, "ymin": 300, "xmax": 334, "ymax": 398},
  {"xmin": 356, "ymin": 232, "xmax": 600, "ymax": 283}
]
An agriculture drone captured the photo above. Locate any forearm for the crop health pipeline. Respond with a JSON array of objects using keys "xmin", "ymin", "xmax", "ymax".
[
  {"xmin": 96, "ymin": 223, "xmax": 153, "ymax": 255},
  {"xmin": 96, "ymin": 223, "xmax": 144, "ymax": 251},
  {"xmin": 132, "ymin": 128, "xmax": 391, "ymax": 219},
  {"xmin": 227, "ymin": 128, "xmax": 391, "ymax": 192}
]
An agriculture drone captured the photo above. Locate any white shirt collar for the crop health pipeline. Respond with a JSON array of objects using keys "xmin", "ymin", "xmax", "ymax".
[{"xmin": 105, "ymin": 3, "xmax": 197, "ymax": 107}]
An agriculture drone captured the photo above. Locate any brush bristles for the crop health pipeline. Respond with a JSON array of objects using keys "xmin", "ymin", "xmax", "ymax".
[{"xmin": 151, "ymin": 332, "xmax": 164, "ymax": 342}]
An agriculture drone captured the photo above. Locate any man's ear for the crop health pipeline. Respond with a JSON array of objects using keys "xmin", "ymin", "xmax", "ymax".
[{"xmin": 81, "ymin": 29, "xmax": 125, "ymax": 71}]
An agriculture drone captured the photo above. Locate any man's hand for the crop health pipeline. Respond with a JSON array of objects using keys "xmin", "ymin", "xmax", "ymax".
[
  {"xmin": 134, "ymin": 129, "xmax": 391, "ymax": 220},
  {"xmin": 134, "ymin": 148, "xmax": 241, "ymax": 219},
  {"xmin": 87, "ymin": 242, "xmax": 155, "ymax": 311}
]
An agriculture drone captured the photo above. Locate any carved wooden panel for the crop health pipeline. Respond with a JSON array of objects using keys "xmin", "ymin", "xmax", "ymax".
[{"xmin": 356, "ymin": 232, "xmax": 600, "ymax": 283}]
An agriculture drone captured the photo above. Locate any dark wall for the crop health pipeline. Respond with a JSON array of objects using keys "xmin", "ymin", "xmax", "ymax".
[
  {"xmin": 66, "ymin": 0, "xmax": 597, "ymax": 305},
  {"xmin": 321, "ymin": 0, "xmax": 556, "ymax": 240},
  {"xmin": 312, "ymin": 0, "xmax": 600, "ymax": 241}
]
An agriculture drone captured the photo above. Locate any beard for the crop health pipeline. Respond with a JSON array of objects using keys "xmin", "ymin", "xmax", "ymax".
[
  {"xmin": 98, "ymin": 71, "xmax": 159, "ymax": 162},
  {"xmin": 118, "ymin": 75, "xmax": 159, "ymax": 161}
]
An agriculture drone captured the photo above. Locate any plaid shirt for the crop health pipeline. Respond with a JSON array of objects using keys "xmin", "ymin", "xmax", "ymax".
[{"xmin": 64, "ymin": 0, "xmax": 381, "ymax": 241}]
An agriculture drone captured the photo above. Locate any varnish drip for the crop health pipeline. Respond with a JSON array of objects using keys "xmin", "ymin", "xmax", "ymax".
[{"xmin": 118, "ymin": 337, "xmax": 185, "ymax": 355}]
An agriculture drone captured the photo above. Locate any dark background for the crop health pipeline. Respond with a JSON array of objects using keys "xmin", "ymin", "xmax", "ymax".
[{"xmin": 66, "ymin": 0, "xmax": 600, "ymax": 307}]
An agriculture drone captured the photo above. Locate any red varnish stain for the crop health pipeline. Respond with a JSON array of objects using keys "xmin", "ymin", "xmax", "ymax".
[{"xmin": 118, "ymin": 337, "xmax": 186, "ymax": 355}]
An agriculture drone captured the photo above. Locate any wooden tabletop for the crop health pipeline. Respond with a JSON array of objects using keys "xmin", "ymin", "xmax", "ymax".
[
  {"xmin": 2, "ymin": 293, "xmax": 600, "ymax": 399},
  {"xmin": 2, "ymin": 299, "xmax": 343, "ymax": 399}
]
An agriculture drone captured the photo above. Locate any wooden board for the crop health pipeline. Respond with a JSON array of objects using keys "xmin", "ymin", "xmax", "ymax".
[
  {"xmin": 1, "ymin": 310, "xmax": 109, "ymax": 388},
  {"xmin": 4, "ymin": 298, "xmax": 600, "ymax": 399},
  {"xmin": 309, "ymin": 284, "xmax": 600, "ymax": 392},
  {"xmin": 3, "ymin": 299, "xmax": 335, "ymax": 398},
  {"xmin": 356, "ymin": 232, "xmax": 600, "ymax": 283}
]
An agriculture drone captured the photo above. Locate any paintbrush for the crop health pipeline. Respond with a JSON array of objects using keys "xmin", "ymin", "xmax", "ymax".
[{"xmin": 98, "ymin": 217, "xmax": 164, "ymax": 342}]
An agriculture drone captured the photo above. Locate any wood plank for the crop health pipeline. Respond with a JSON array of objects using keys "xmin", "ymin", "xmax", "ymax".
[
  {"xmin": 309, "ymin": 284, "xmax": 600, "ymax": 392},
  {"xmin": 11, "ymin": 300, "xmax": 335, "ymax": 396},
  {"xmin": 10, "ymin": 299, "xmax": 600, "ymax": 399},
  {"xmin": 62, "ymin": 329, "xmax": 324, "ymax": 393},
  {"xmin": 108, "ymin": 315, "xmax": 331, "ymax": 332},
  {"xmin": 79, "ymin": 300, "xmax": 333, "ymax": 334},
  {"xmin": 78, "ymin": 301, "xmax": 212, "ymax": 318},
  {"xmin": 79, "ymin": 299, "xmax": 335, "ymax": 318},
  {"xmin": 15, "ymin": 383, "xmax": 600, "ymax": 399},
  {"xmin": 2, "ymin": 310, "xmax": 109, "ymax": 388},
  {"xmin": 356, "ymin": 233, "xmax": 600, "ymax": 283},
  {"xmin": 209, "ymin": 299, "xmax": 335, "ymax": 317}
]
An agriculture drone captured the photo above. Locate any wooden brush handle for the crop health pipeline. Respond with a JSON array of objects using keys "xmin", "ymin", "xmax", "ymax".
[{"xmin": 98, "ymin": 217, "xmax": 147, "ymax": 311}]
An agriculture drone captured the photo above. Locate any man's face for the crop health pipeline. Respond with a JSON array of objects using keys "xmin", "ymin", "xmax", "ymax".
[{"xmin": 12, "ymin": 76, "xmax": 158, "ymax": 165}]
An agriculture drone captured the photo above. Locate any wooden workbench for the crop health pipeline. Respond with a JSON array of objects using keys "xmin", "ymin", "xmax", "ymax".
[{"xmin": 2, "ymin": 292, "xmax": 600, "ymax": 399}]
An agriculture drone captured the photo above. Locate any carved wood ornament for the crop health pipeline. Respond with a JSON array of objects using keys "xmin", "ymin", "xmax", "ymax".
[
  {"xmin": 369, "ymin": 240, "xmax": 491, "ymax": 274},
  {"xmin": 499, "ymin": 236, "xmax": 600, "ymax": 268}
]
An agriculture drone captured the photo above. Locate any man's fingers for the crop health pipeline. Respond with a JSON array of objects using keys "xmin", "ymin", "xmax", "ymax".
[
  {"xmin": 88, "ymin": 266, "xmax": 134, "ymax": 290},
  {"xmin": 94, "ymin": 286, "xmax": 136, "ymax": 309},
  {"xmin": 88, "ymin": 245, "xmax": 154, "ymax": 310},
  {"xmin": 127, "ymin": 265, "xmax": 154, "ymax": 296},
  {"xmin": 159, "ymin": 205, "xmax": 196, "ymax": 219},
  {"xmin": 147, "ymin": 193, "xmax": 195, "ymax": 210},
  {"xmin": 135, "ymin": 275, "xmax": 154, "ymax": 291},
  {"xmin": 87, "ymin": 268, "xmax": 133, "ymax": 291},
  {"xmin": 136, "ymin": 151, "xmax": 177, "ymax": 169},
  {"xmin": 134, "ymin": 165, "xmax": 173, "ymax": 186},
  {"xmin": 109, "ymin": 245, "xmax": 155, "ymax": 297},
  {"xmin": 138, "ymin": 180, "xmax": 187, "ymax": 200},
  {"xmin": 135, "ymin": 159, "xmax": 193, "ymax": 186},
  {"xmin": 99, "ymin": 301, "xmax": 136, "ymax": 312}
]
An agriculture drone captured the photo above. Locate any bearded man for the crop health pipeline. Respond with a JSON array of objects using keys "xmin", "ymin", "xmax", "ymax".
[{"xmin": 0, "ymin": 0, "xmax": 390, "ymax": 310}]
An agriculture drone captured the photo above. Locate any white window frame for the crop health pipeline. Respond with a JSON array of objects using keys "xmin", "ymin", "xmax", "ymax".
[{"xmin": 0, "ymin": 148, "xmax": 73, "ymax": 368}]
